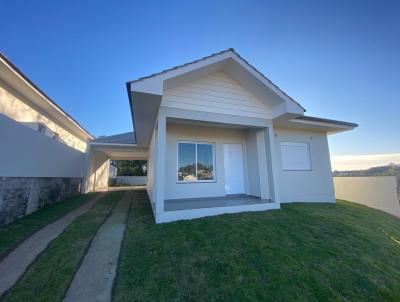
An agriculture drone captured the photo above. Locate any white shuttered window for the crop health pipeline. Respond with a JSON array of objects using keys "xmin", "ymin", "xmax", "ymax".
[{"xmin": 280, "ymin": 142, "xmax": 312, "ymax": 171}]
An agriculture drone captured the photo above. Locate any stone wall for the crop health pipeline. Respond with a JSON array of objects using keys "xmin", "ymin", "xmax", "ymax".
[{"xmin": 0, "ymin": 177, "xmax": 82, "ymax": 225}]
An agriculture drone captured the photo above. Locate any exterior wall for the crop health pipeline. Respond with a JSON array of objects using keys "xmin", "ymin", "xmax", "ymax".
[
  {"xmin": 245, "ymin": 129, "xmax": 261, "ymax": 197},
  {"xmin": 274, "ymin": 128, "xmax": 335, "ymax": 203},
  {"xmin": 114, "ymin": 176, "xmax": 147, "ymax": 185},
  {"xmin": 0, "ymin": 82, "xmax": 87, "ymax": 152},
  {"xmin": 0, "ymin": 113, "xmax": 85, "ymax": 178},
  {"xmin": 146, "ymin": 126, "xmax": 157, "ymax": 206},
  {"xmin": 85, "ymin": 149, "xmax": 109, "ymax": 192},
  {"xmin": 162, "ymin": 71, "xmax": 272, "ymax": 119},
  {"xmin": 164, "ymin": 122, "xmax": 249, "ymax": 200},
  {"xmin": 334, "ymin": 176, "xmax": 400, "ymax": 217},
  {"xmin": 0, "ymin": 177, "xmax": 81, "ymax": 225}
]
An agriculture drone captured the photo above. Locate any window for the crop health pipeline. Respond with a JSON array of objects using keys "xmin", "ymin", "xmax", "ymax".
[
  {"xmin": 177, "ymin": 142, "xmax": 215, "ymax": 182},
  {"xmin": 280, "ymin": 142, "xmax": 312, "ymax": 171}
]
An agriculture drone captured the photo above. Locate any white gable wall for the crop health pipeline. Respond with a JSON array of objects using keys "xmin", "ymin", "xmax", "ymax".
[{"xmin": 162, "ymin": 72, "xmax": 272, "ymax": 119}]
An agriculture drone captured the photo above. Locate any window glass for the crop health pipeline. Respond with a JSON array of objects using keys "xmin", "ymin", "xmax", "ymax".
[
  {"xmin": 197, "ymin": 144, "xmax": 214, "ymax": 180},
  {"xmin": 178, "ymin": 143, "xmax": 196, "ymax": 181},
  {"xmin": 177, "ymin": 142, "xmax": 215, "ymax": 182}
]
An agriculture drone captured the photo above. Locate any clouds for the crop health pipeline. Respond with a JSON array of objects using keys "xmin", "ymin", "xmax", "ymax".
[{"xmin": 331, "ymin": 153, "xmax": 400, "ymax": 171}]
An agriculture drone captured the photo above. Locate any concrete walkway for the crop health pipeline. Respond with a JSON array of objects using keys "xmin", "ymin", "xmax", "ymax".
[
  {"xmin": 64, "ymin": 191, "xmax": 132, "ymax": 302},
  {"xmin": 0, "ymin": 193, "xmax": 104, "ymax": 297}
]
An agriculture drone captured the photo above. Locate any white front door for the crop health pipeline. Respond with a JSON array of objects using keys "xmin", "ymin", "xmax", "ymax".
[{"xmin": 223, "ymin": 143, "xmax": 245, "ymax": 194}]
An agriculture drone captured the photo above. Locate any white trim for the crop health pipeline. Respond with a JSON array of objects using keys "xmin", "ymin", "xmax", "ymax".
[
  {"xmin": 176, "ymin": 141, "xmax": 216, "ymax": 183},
  {"xmin": 89, "ymin": 142, "xmax": 138, "ymax": 147},
  {"xmin": 290, "ymin": 119, "xmax": 354, "ymax": 129}
]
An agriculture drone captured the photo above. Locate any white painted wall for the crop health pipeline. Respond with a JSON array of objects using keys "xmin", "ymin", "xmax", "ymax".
[
  {"xmin": 115, "ymin": 176, "xmax": 147, "ymax": 185},
  {"xmin": 334, "ymin": 176, "xmax": 400, "ymax": 217},
  {"xmin": 245, "ymin": 129, "xmax": 261, "ymax": 197},
  {"xmin": 0, "ymin": 82, "xmax": 87, "ymax": 152},
  {"xmin": 274, "ymin": 128, "xmax": 335, "ymax": 203},
  {"xmin": 164, "ymin": 122, "xmax": 249, "ymax": 200},
  {"xmin": 85, "ymin": 149, "xmax": 109, "ymax": 192},
  {"xmin": 0, "ymin": 113, "xmax": 85, "ymax": 177},
  {"xmin": 162, "ymin": 71, "xmax": 272, "ymax": 119}
]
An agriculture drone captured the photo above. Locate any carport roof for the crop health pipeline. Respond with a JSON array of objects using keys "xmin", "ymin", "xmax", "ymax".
[{"xmin": 91, "ymin": 132, "xmax": 135, "ymax": 145}]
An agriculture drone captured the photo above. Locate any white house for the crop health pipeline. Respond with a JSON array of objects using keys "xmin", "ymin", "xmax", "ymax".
[{"xmin": 84, "ymin": 49, "xmax": 357, "ymax": 223}]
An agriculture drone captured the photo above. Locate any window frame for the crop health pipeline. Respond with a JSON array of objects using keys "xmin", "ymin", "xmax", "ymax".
[
  {"xmin": 280, "ymin": 141, "xmax": 312, "ymax": 171},
  {"xmin": 176, "ymin": 141, "xmax": 216, "ymax": 183}
]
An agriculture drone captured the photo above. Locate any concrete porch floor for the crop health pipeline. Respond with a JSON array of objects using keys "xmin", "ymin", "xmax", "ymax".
[{"xmin": 164, "ymin": 195, "xmax": 271, "ymax": 211}]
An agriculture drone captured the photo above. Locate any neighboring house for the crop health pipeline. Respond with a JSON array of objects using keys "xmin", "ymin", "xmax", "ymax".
[
  {"xmin": 84, "ymin": 49, "xmax": 357, "ymax": 223},
  {"xmin": 0, "ymin": 53, "xmax": 93, "ymax": 224}
]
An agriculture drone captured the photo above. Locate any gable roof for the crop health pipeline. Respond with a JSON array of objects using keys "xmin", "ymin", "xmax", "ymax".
[
  {"xmin": 127, "ymin": 48, "xmax": 306, "ymax": 112},
  {"xmin": 0, "ymin": 52, "xmax": 94, "ymax": 140}
]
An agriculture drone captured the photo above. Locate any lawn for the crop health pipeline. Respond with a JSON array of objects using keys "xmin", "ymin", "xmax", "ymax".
[
  {"xmin": 2, "ymin": 191, "xmax": 123, "ymax": 302},
  {"xmin": 2, "ymin": 189, "xmax": 400, "ymax": 301},
  {"xmin": 114, "ymin": 191, "xmax": 400, "ymax": 301},
  {"xmin": 0, "ymin": 192, "xmax": 98, "ymax": 258}
]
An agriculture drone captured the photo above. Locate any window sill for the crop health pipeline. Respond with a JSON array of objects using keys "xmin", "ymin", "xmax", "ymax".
[{"xmin": 176, "ymin": 180, "xmax": 217, "ymax": 184}]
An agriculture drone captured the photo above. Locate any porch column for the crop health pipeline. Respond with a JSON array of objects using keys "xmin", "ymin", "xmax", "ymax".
[
  {"xmin": 264, "ymin": 127, "xmax": 281, "ymax": 203},
  {"xmin": 256, "ymin": 130, "xmax": 270, "ymax": 200},
  {"xmin": 155, "ymin": 111, "xmax": 166, "ymax": 215}
]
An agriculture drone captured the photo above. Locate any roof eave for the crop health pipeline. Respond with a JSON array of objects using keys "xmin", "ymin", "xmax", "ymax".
[{"xmin": 0, "ymin": 52, "xmax": 94, "ymax": 140}]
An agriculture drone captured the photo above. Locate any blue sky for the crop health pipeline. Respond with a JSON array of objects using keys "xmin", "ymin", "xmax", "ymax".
[{"xmin": 1, "ymin": 0, "xmax": 399, "ymax": 158}]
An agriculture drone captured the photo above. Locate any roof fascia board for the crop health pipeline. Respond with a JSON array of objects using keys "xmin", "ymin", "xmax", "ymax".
[
  {"xmin": 129, "ymin": 51, "xmax": 233, "ymax": 94},
  {"xmin": 228, "ymin": 52, "xmax": 305, "ymax": 113},
  {"xmin": 90, "ymin": 142, "xmax": 138, "ymax": 147}
]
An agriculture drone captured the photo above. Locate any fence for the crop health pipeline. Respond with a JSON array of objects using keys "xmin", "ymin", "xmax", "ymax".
[
  {"xmin": 333, "ymin": 176, "xmax": 400, "ymax": 217},
  {"xmin": 112, "ymin": 176, "xmax": 147, "ymax": 186}
]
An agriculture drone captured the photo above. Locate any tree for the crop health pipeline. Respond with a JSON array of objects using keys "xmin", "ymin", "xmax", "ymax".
[{"xmin": 111, "ymin": 160, "xmax": 147, "ymax": 176}]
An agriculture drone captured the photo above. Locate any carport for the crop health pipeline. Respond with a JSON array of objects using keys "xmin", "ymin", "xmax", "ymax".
[{"xmin": 83, "ymin": 132, "xmax": 148, "ymax": 192}]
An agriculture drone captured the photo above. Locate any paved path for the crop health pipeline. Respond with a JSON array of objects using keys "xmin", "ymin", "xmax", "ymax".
[
  {"xmin": 63, "ymin": 191, "xmax": 132, "ymax": 302},
  {"xmin": 0, "ymin": 193, "xmax": 104, "ymax": 297}
]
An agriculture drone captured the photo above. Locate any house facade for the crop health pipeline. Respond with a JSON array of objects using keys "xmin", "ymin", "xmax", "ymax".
[
  {"xmin": 0, "ymin": 49, "xmax": 357, "ymax": 224},
  {"xmin": 95, "ymin": 48, "xmax": 356, "ymax": 223}
]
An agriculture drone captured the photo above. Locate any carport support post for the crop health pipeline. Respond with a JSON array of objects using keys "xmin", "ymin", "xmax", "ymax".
[{"xmin": 155, "ymin": 112, "xmax": 166, "ymax": 216}]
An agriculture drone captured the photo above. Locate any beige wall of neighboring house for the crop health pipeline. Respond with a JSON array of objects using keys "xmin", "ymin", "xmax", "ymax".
[
  {"xmin": 0, "ymin": 53, "xmax": 93, "ymax": 224},
  {"xmin": 0, "ymin": 83, "xmax": 87, "ymax": 152},
  {"xmin": 334, "ymin": 176, "xmax": 400, "ymax": 217}
]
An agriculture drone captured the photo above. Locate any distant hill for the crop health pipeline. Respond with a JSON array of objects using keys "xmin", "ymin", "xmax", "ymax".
[{"xmin": 332, "ymin": 163, "xmax": 400, "ymax": 177}]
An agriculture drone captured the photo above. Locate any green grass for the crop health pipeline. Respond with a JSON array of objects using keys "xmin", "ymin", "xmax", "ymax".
[
  {"xmin": 2, "ymin": 191, "xmax": 123, "ymax": 302},
  {"xmin": 0, "ymin": 193, "xmax": 98, "ymax": 258},
  {"xmin": 114, "ymin": 192, "xmax": 400, "ymax": 301}
]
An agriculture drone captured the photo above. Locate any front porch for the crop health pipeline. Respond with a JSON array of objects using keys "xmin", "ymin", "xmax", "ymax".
[
  {"xmin": 146, "ymin": 107, "xmax": 282, "ymax": 223},
  {"xmin": 159, "ymin": 195, "xmax": 280, "ymax": 223},
  {"xmin": 165, "ymin": 195, "xmax": 271, "ymax": 211}
]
